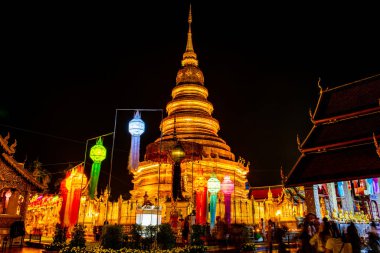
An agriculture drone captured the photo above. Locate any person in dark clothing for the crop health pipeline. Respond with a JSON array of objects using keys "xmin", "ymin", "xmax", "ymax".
[
  {"xmin": 346, "ymin": 222, "xmax": 361, "ymax": 253},
  {"xmin": 182, "ymin": 216, "xmax": 190, "ymax": 244},
  {"xmin": 367, "ymin": 221, "xmax": 380, "ymax": 253}
]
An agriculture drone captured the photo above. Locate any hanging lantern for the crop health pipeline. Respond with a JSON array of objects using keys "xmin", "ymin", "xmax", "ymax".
[
  {"xmin": 207, "ymin": 173, "xmax": 221, "ymax": 194},
  {"xmin": 90, "ymin": 138, "xmax": 107, "ymax": 163},
  {"xmin": 194, "ymin": 175, "xmax": 207, "ymax": 224},
  {"xmin": 64, "ymin": 165, "xmax": 87, "ymax": 227},
  {"xmin": 207, "ymin": 173, "xmax": 220, "ymax": 230},
  {"xmin": 221, "ymin": 175, "xmax": 234, "ymax": 226},
  {"xmin": 171, "ymin": 142, "xmax": 185, "ymax": 163},
  {"xmin": 128, "ymin": 111, "xmax": 145, "ymax": 136},
  {"xmin": 88, "ymin": 138, "xmax": 107, "ymax": 199},
  {"xmin": 221, "ymin": 175, "xmax": 234, "ymax": 195},
  {"xmin": 128, "ymin": 111, "xmax": 145, "ymax": 171}
]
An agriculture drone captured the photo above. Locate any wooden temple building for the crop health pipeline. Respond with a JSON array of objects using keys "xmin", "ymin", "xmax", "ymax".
[
  {"xmin": 286, "ymin": 74, "xmax": 380, "ymax": 232},
  {"xmin": 0, "ymin": 132, "xmax": 46, "ymax": 245}
]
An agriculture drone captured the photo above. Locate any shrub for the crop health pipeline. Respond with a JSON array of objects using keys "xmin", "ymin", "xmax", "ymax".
[
  {"xmin": 69, "ymin": 224, "xmax": 86, "ymax": 248},
  {"xmin": 157, "ymin": 223, "xmax": 176, "ymax": 249},
  {"xmin": 190, "ymin": 225, "xmax": 206, "ymax": 246},
  {"xmin": 45, "ymin": 224, "xmax": 67, "ymax": 251},
  {"xmin": 100, "ymin": 225, "xmax": 123, "ymax": 249},
  {"xmin": 241, "ymin": 242, "xmax": 256, "ymax": 252}
]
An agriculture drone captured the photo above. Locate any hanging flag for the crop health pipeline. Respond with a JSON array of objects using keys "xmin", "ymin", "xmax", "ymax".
[{"xmin": 337, "ymin": 182, "xmax": 344, "ymax": 197}]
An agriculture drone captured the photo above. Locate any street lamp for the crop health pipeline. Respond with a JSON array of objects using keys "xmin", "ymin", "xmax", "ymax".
[{"xmin": 170, "ymin": 115, "xmax": 185, "ymax": 201}]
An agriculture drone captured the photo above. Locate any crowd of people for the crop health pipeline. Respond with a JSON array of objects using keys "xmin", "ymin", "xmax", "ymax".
[{"xmin": 300, "ymin": 213, "xmax": 380, "ymax": 253}]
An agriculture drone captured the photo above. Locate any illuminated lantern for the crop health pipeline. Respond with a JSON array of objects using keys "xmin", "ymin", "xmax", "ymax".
[
  {"xmin": 64, "ymin": 165, "xmax": 87, "ymax": 227},
  {"xmin": 194, "ymin": 175, "xmax": 207, "ymax": 224},
  {"xmin": 221, "ymin": 175, "xmax": 234, "ymax": 225},
  {"xmin": 128, "ymin": 111, "xmax": 145, "ymax": 171},
  {"xmin": 207, "ymin": 173, "xmax": 220, "ymax": 229},
  {"xmin": 89, "ymin": 138, "xmax": 107, "ymax": 199},
  {"xmin": 171, "ymin": 142, "xmax": 185, "ymax": 163}
]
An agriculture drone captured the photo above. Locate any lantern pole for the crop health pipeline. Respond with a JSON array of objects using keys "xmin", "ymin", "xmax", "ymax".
[
  {"xmin": 108, "ymin": 108, "xmax": 163, "ymax": 240},
  {"xmin": 77, "ymin": 132, "xmax": 114, "ymax": 226}
]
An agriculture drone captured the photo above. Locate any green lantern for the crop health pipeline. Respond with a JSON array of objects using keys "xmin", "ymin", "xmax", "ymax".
[
  {"xmin": 90, "ymin": 138, "xmax": 107, "ymax": 163},
  {"xmin": 89, "ymin": 138, "xmax": 107, "ymax": 199}
]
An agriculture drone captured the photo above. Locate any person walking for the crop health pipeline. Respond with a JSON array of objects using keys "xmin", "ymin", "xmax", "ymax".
[
  {"xmin": 325, "ymin": 221, "xmax": 352, "ymax": 253},
  {"xmin": 345, "ymin": 222, "xmax": 361, "ymax": 253},
  {"xmin": 310, "ymin": 218, "xmax": 331, "ymax": 252},
  {"xmin": 367, "ymin": 221, "xmax": 380, "ymax": 253}
]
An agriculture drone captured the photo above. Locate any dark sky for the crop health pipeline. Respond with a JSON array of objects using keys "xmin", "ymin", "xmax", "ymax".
[{"xmin": 1, "ymin": 2, "xmax": 380, "ymax": 198}]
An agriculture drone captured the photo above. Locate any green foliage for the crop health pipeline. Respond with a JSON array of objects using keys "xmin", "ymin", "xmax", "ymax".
[
  {"xmin": 141, "ymin": 225, "xmax": 156, "ymax": 250},
  {"xmin": 241, "ymin": 242, "xmax": 256, "ymax": 252},
  {"xmin": 130, "ymin": 224, "xmax": 143, "ymax": 249},
  {"xmin": 190, "ymin": 225, "xmax": 206, "ymax": 246},
  {"xmin": 45, "ymin": 224, "xmax": 67, "ymax": 251},
  {"xmin": 157, "ymin": 223, "xmax": 176, "ymax": 249},
  {"xmin": 69, "ymin": 224, "xmax": 86, "ymax": 248},
  {"xmin": 100, "ymin": 225, "xmax": 123, "ymax": 250}
]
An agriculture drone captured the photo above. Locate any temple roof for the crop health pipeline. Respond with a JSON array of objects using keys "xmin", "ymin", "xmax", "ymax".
[
  {"xmin": 0, "ymin": 132, "xmax": 45, "ymax": 190},
  {"xmin": 313, "ymin": 74, "xmax": 380, "ymax": 120},
  {"xmin": 250, "ymin": 185, "xmax": 283, "ymax": 200},
  {"xmin": 286, "ymin": 74, "xmax": 380, "ymax": 187}
]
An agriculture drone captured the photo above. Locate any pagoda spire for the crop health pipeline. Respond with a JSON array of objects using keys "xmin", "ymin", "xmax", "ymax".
[
  {"xmin": 186, "ymin": 4, "xmax": 193, "ymax": 52},
  {"xmin": 182, "ymin": 4, "xmax": 198, "ymax": 66}
]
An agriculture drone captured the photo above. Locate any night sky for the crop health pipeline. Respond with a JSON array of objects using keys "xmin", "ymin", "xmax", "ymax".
[{"xmin": 2, "ymin": 2, "xmax": 379, "ymax": 199}]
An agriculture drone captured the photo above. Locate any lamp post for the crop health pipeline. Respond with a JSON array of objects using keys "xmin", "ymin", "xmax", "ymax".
[
  {"xmin": 170, "ymin": 115, "xmax": 185, "ymax": 202},
  {"xmin": 207, "ymin": 172, "xmax": 221, "ymax": 230}
]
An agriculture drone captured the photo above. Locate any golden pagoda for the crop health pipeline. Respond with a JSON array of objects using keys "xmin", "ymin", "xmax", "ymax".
[{"xmin": 129, "ymin": 6, "xmax": 252, "ymax": 224}]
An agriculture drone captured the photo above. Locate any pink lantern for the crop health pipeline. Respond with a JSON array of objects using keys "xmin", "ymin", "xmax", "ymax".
[{"xmin": 221, "ymin": 175, "xmax": 234, "ymax": 225}]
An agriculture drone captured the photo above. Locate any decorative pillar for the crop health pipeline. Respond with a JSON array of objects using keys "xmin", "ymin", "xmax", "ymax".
[
  {"xmin": 342, "ymin": 181, "xmax": 354, "ymax": 212},
  {"xmin": 327, "ymin": 182, "xmax": 338, "ymax": 212},
  {"xmin": 304, "ymin": 185, "xmax": 321, "ymax": 218}
]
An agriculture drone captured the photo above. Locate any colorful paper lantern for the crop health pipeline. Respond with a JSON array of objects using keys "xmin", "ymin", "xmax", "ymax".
[
  {"xmin": 89, "ymin": 138, "xmax": 106, "ymax": 199},
  {"xmin": 128, "ymin": 111, "xmax": 145, "ymax": 171},
  {"xmin": 194, "ymin": 175, "xmax": 207, "ymax": 224},
  {"xmin": 221, "ymin": 175, "xmax": 234, "ymax": 225},
  {"xmin": 207, "ymin": 173, "xmax": 220, "ymax": 229}
]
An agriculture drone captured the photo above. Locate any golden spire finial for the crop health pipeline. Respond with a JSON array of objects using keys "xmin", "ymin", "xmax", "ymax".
[
  {"xmin": 186, "ymin": 4, "xmax": 193, "ymax": 52},
  {"xmin": 182, "ymin": 4, "xmax": 198, "ymax": 66}
]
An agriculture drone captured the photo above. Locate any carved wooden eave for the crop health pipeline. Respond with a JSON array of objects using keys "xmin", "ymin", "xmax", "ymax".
[
  {"xmin": 374, "ymin": 133, "xmax": 380, "ymax": 158},
  {"xmin": 0, "ymin": 133, "xmax": 45, "ymax": 190}
]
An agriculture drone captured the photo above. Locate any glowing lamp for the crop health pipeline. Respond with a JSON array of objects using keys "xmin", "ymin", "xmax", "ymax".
[
  {"xmin": 128, "ymin": 111, "xmax": 145, "ymax": 136},
  {"xmin": 221, "ymin": 175, "xmax": 234, "ymax": 195},
  {"xmin": 90, "ymin": 138, "xmax": 107, "ymax": 163},
  {"xmin": 171, "ymin": 142, "xmax": 185, "ymax": 163},
  {"xmin": 207, "ymin": 173, "xmax": 221, "ymax": 194}
]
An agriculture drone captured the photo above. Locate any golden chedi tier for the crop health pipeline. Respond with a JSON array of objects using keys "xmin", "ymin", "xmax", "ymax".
[{"xmin": 129, "ymin": 6, "xmax": 252, "ymax": 224}]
